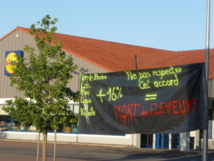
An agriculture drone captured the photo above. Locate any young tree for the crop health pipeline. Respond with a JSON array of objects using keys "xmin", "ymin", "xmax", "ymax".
[{"xmin": 3, "ymin": 15, "xmax": 79, "ymax": 161}]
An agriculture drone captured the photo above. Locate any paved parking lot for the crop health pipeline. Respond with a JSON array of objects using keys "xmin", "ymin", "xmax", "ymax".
[{"xmin": 0, "ymin": 140, "xmax": 214, "ymax": 161}]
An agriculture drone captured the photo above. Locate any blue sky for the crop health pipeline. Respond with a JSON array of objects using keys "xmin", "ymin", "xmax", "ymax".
[{"xmin": 0, "ymin": 0, "xmax": 213, "ymax": 51}]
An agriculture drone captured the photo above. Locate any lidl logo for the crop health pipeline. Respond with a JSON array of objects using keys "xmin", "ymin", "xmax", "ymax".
[{"xmin": 5, "ymin": 50, "xmax": 23, "ymax": 76}]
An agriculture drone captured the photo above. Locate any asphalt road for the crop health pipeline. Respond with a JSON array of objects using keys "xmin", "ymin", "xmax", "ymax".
[{"xmin": 0, "ymin": 140, "xmax": 214, "ymax": 161}]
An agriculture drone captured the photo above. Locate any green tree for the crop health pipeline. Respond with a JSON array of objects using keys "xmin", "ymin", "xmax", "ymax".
[{"xmin": 3, "ymin": 15, "xmax": 79, "ymax": 161}]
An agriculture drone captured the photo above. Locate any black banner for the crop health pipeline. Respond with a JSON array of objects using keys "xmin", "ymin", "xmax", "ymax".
[{"xmin": 78, "ymin": 63, "xmax": 208, "ymax": 134}]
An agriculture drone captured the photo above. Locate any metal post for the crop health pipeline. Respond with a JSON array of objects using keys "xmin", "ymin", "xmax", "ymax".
[
  {"xmin": 203, "ymin": 0, "xmax": 210, "ymax": 160},
  {"xmin": 153, "ymin": 134, "xmax": 156, "ymax": 149},
  {"xmin": 168, "ymin": 134, "xmax": 172, "ymax": 150},
  {"xmin": 134, "ymin": 55, "xmax": 141, "ymax": 148}
]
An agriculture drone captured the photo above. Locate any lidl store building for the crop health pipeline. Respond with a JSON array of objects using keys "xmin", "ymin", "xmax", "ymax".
[{"xmin": 1, "ymin": 26, "xmax": 214, "ymax": 150}]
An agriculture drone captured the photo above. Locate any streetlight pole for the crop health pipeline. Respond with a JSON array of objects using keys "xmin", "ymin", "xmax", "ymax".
[{"xmin": 203, "ymin": 0, "xmax": 210, "ymax": 161}]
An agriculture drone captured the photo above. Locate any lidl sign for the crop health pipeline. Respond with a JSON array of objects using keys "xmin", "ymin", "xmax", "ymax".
[{"xmin": 5, "ymin": 50, "xmax": 23, "ymax": 76}]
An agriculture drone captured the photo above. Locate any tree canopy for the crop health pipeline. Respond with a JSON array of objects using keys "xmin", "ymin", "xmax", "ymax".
[{"xmin": 3, "ymin": 15, "xmax": 79, "ymax": 133}]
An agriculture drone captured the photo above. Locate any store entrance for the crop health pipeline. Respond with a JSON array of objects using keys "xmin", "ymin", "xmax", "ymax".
[
  {"xmin": 172, "ymin": 133, "xmax": 180, "ymax": 149},
  {"xmin": 141, "ymin": 134, "xmax": 153, "ymax": 148},
  {"xmin": 140, "ymin": 133, "xmax": 180, "ymax": 148}
]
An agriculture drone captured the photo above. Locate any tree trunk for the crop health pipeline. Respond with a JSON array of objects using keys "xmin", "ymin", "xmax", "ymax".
[
  {"xmin": 37, "ymin": 132, "xmax": 40, "ymax": 161},
  {"xmin": 53, "ymin": 129, "xmax": 57, "ymax": 161},
  {"xmin": 42, "ymin": 131, "xmax": 47, "ymax": 161}
]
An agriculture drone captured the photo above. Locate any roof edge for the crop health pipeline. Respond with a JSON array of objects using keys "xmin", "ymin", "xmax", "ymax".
[
  {"xmin": 0, "ymin": 26, "xmax": 19, "ymax": 41},
  {"xmin": 16, "ymin": 26, "xmax": 31, "ymax": 35},
  {"xmin": 0, "ymin": 26, "xmax": 32, "ymax": 41}
]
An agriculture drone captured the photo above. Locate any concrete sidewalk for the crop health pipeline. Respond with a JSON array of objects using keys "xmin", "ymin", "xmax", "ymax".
[{"xmin": 0, "ymin": 140, "xmax": 214, "ymax": 161}]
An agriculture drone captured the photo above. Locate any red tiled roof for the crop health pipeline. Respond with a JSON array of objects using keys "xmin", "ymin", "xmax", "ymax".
[{"xmin": 1, "ymin": 26, "xmax": 214, "ymax": 79}]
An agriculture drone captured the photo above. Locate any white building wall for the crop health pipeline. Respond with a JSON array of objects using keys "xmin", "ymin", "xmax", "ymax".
[{"xmin": 0, "ymin": 131, "xmax": 134, "ymax": 146}]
